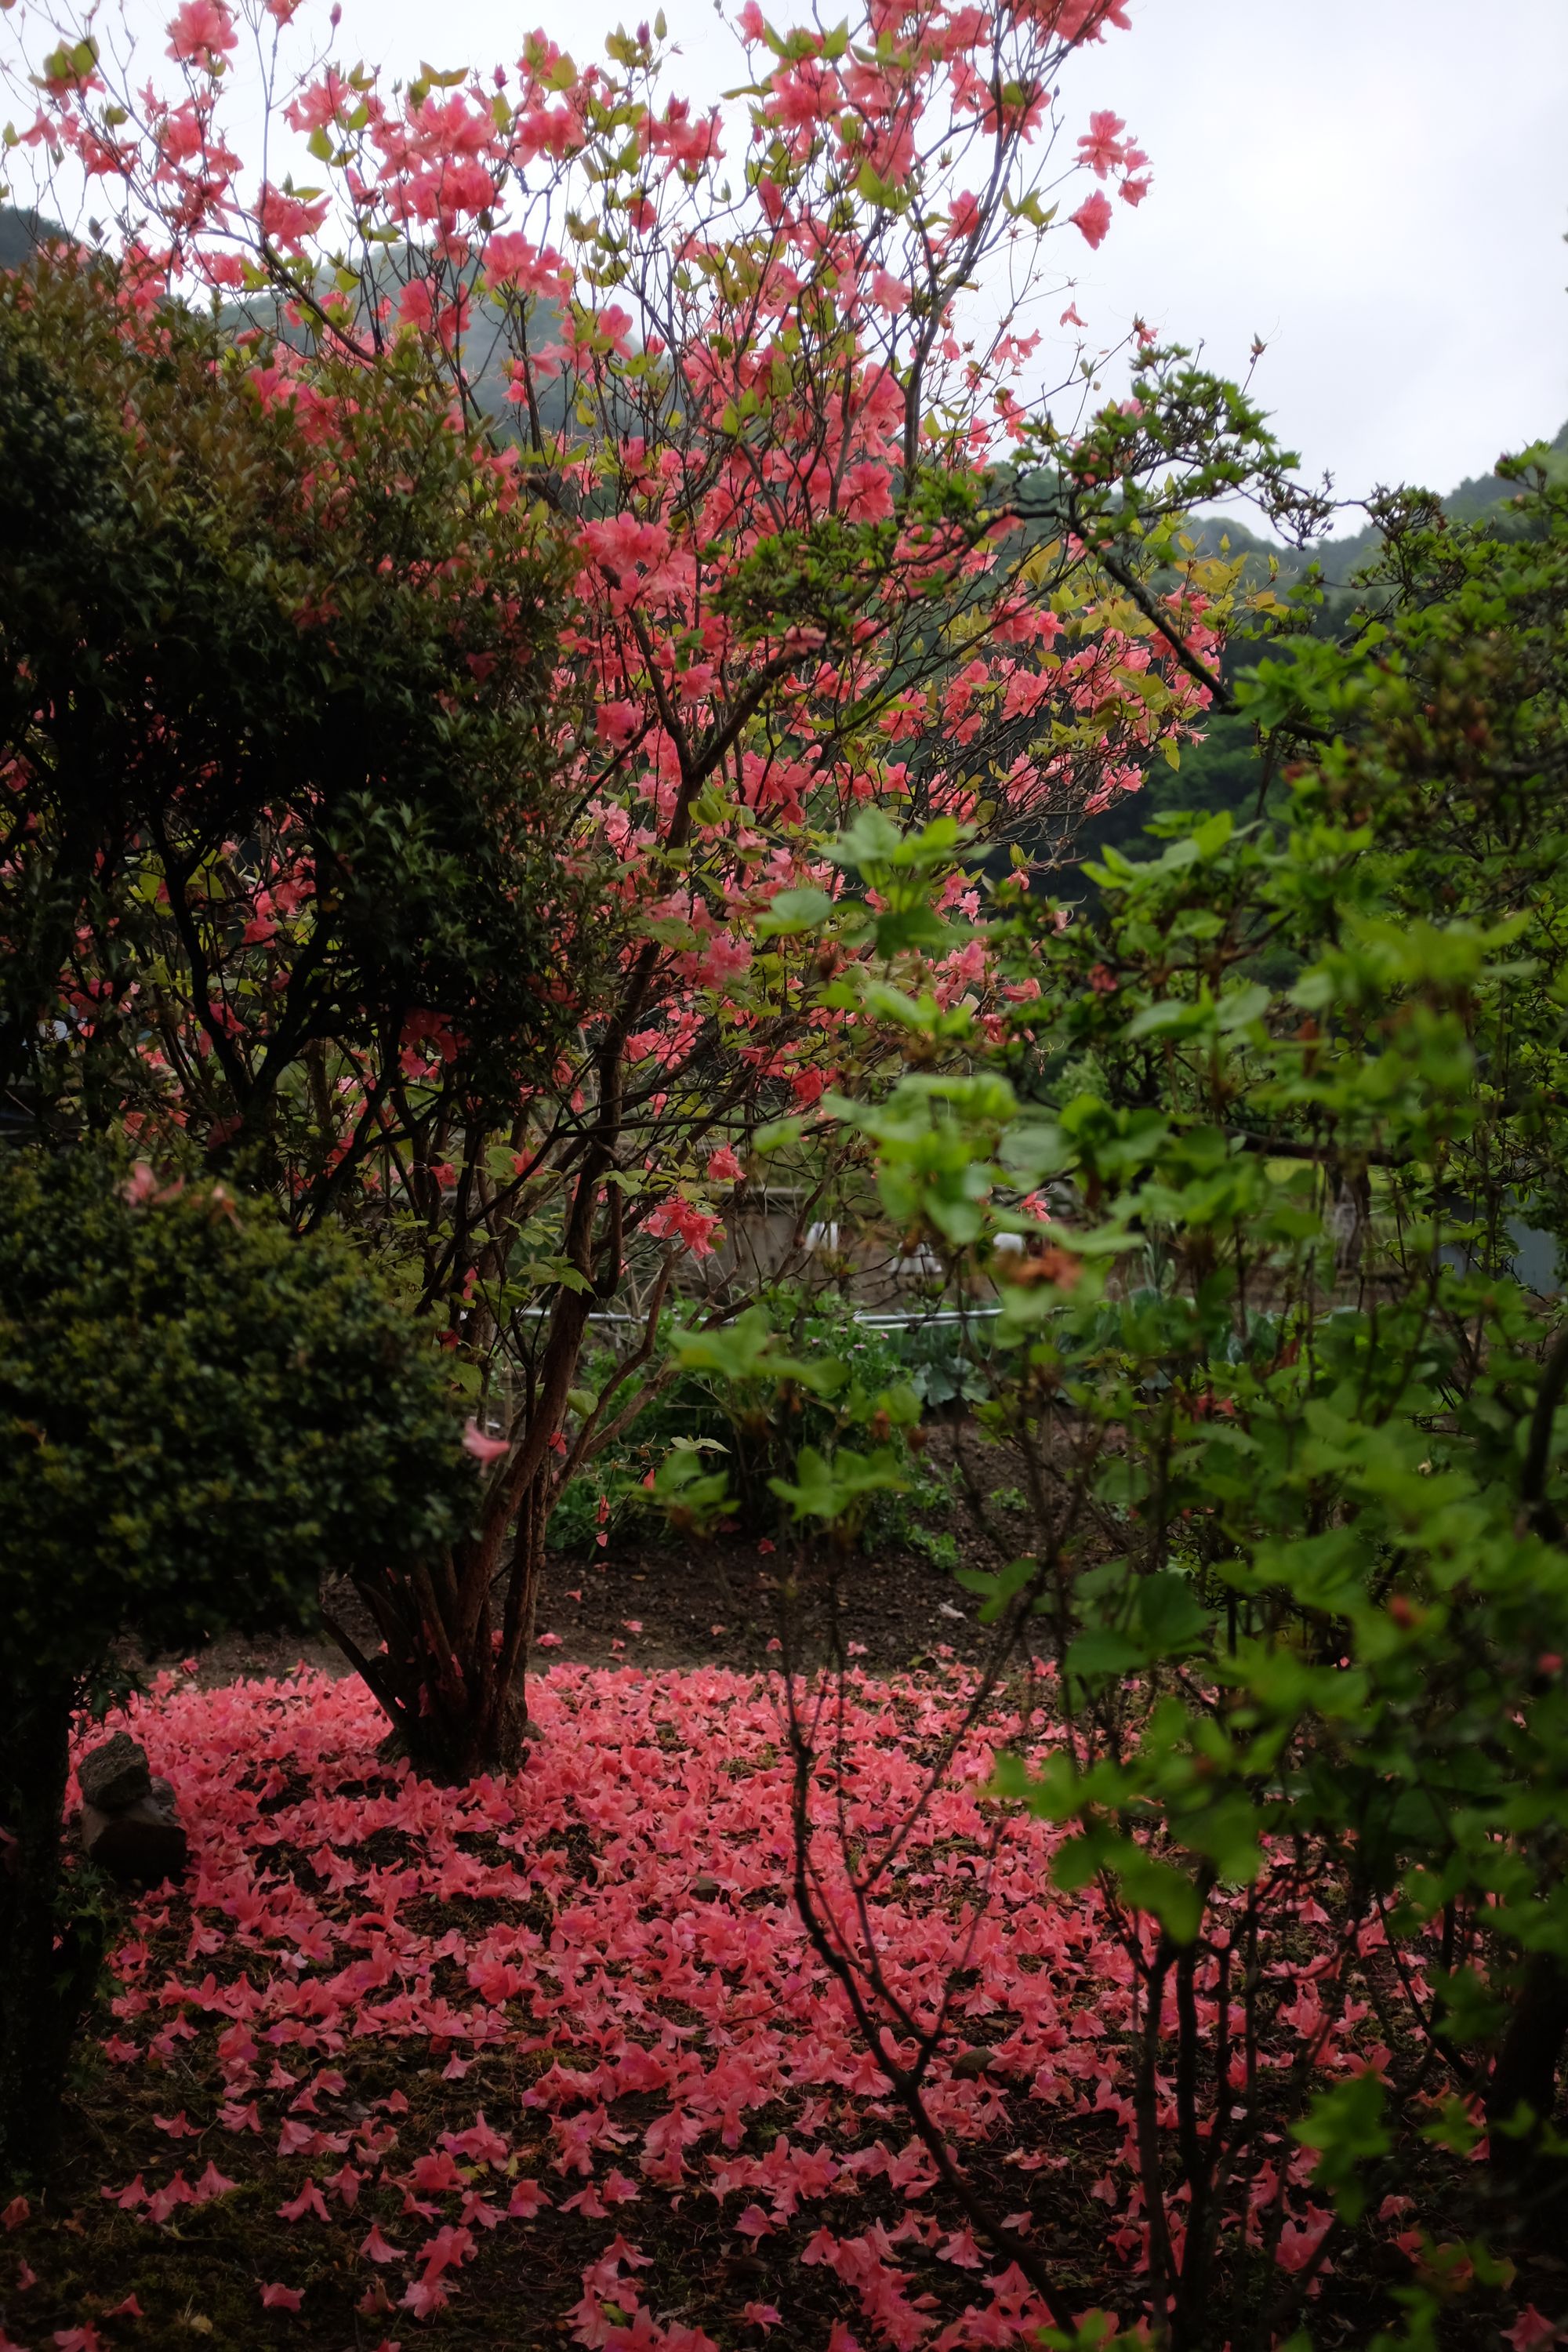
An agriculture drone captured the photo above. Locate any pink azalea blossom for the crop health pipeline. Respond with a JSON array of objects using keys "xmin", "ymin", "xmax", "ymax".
[
  {"xmin": 165, "ymin": 0, "xmax": 237, "ymax": 67},
  {"xmin": 463, "ymin": 1420, "xmax": 510, "ymax": 1464},
  {"xmin": 1504, "ymin": 2313, "xmax": 1563, "ymax": 2352},
  {"xmin": 1069, "ymin": 190, "xmax": 1113, "ymax": 249}
]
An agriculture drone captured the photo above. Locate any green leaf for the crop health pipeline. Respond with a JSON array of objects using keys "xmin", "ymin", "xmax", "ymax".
[
  {"xmin": 768, "ymin": 1444, "xmax": 908, "ymax": 1525},
  {"xmin": 1137, "ymin": 1573, "xmax": 1208, "ymax": 1657},
  {"xmin": 757, "ymin": 885, "xmax": 833, "ymax": 937},
  {"xmin": 1115, "ymin": 1848, "xmax": 1206, "ymax": 1944},
  {"xmin": 1291, "ymin": 2071, "xmax": 1390, "ymax": 2222},
  {"xmin": 855, "ymin": 159, "xmax": 902, "ymax": 209},
  {"xmin": 1066, "ymin": 1628, "xmax": 1144, "ymax": 1678},
  {"xmin": 830, "ymin": 807, "xmax": 905, "ymax": 870}
]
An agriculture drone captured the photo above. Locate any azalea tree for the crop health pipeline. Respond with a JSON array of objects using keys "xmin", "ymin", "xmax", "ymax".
[
  {"xmin": 2, "ymin": 0, "xmax": 1319, "ymax": 1774},
  {"xmin": 0, "ymin": 1146, "xmax": 477, "ymax": 2182}
]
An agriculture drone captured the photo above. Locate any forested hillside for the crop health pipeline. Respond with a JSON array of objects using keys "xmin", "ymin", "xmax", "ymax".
[{"xmin": 1075, "ymin": 413, "xmax": 1568, "ymax": 862}]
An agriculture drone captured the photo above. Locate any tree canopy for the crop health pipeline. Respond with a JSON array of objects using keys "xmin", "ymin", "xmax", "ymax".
[{"xmin": 0, "ymin": 256, "xmax": 589, "ymax": 1177}]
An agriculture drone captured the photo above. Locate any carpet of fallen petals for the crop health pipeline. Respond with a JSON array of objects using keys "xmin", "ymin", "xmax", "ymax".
[{"xmin": 3, "ymin": 1663, "xmax": 1375, "ymax": 2350}]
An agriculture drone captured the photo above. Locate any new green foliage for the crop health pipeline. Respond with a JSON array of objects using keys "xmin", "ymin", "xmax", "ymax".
[{"xmin": 681, "ymin": 444, "xmax": 1568, "ymax": 2336}]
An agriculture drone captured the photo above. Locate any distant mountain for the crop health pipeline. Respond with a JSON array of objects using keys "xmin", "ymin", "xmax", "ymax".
[
  {"xmin": 0, "ymin": 209, "xmax": 57, "ymax": 270},
  {"xmin": 0, "ymin": 205, "xmax": 570, "ymax": 442},
  {"xmin": 6, "ymin": 194, "xmax": 1553, "ymax": 553},
  {"xmin": 1191, "ymin": 417, "xmax": 1568, "ymax": 585},
  {"xmin": 1070, "ymin": 418, "xmax": 1568, "ymax": 873},
  {"xmin": 1445, "ymin": 417, "xmax": 1568, "ymax": 518}
]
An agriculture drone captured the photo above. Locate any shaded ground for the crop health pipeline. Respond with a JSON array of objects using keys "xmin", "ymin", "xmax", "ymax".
[
  {"xmin": 178, "ymin": 1528, "xmax": 1004, "ymax": 1694},
  {"xmin": 178, "ymin": 1429, "xmax": 1029, "ymax": 1693},
  {"xmin": 62, "ymin": 1449, "xmax": 1562, "ymax": 2350},
  {"xmin": 533, "ymin": 1520, "xmax": 1004, "ymax": 1676}
]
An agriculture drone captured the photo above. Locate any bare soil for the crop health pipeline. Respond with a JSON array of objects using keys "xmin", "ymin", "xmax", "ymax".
[{"xmin": 170, "ymin": 1430, "xmax": 1027, "ymax": 1693}]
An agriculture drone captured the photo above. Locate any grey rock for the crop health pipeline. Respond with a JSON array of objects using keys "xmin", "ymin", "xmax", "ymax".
[
  {"xmin": 77, "ymin": 1733, "xmax": 151, "ymax": 1815},
  {"xmin": 949, "ymin": 2046, "xmax": 995, "ymax": 2079},
  {"xmin": 82, "ymin": 1788, "xmax": 187, "ymax": 1887}
]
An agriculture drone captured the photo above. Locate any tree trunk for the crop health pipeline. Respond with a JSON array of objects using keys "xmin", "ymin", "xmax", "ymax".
[
  {"xmin": 328, "ymin": 1464, "xmax": 555, "ymax": 1784},
  {"xmin": 0, "ymin": 1683, "xmax": 102, "ymax": 2185},
  {"xmin": 1487, "ymin": 1947, "xmax": 1568, "ymax": 2234},
  {"xmin": 322, "ymin": 1132, "xmax": 616, "ymax": 1780}
]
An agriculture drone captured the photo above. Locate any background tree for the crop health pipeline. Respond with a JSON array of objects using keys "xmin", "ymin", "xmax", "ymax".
[
  {"xmin": 0, "ymin": 250, "xmax": 590, "ymax": 1174},
  {"xmin": 675, "ymin": 448, "xmax": 1568, "ymax": 2340},
  {"xmin": 0, "ymin": 1145, "xmax": 479, "ymax": 2185}
]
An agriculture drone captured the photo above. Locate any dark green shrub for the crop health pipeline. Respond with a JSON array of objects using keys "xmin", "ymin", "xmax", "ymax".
[
  {"xmin": 0, "ymin": 1148, "xmax": 475, "ymax": 2180},
  {"xmin": 681, "ymin": 454, "xmax": 1568, "ymax": 2328}
]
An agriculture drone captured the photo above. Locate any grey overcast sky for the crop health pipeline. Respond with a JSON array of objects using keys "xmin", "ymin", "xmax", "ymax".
[
  {"xmin": 1068, "ymin": 0, "xmax": 1568, "ymax": 499},
  {"xmin": 42, "ymin": 0, "xmax": 1568, "ymax": 500}
]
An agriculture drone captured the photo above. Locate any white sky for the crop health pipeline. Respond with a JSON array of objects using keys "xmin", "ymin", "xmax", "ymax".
[
  {"xmin": 1074, "ymin": 0, "xmax": 1568, "ymax": 499},
  {"xmin": 17, "ymin": 0, "xmax": 1568, "ymax": 501}
]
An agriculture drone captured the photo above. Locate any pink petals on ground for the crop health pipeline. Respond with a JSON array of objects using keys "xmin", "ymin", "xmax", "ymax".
[
  {"xmin": 11, "ymin": 1660, "xmax": 1408, "ymax": 2347},
  {"xmin": 1504, "ymin": 2312, "xmax": 1564, "ymax": 2352},
  {"xmin": 276, "ymin": 2178, "xmax": 328, "ymax": 2223}
]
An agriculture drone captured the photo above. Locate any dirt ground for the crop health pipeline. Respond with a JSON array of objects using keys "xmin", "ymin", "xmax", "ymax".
[
  {"xmin": 182, "ymin": 1529, "xmax": 1009, "ymax": 1689},
  {"xmin": 172, "ymin": 1430, "xmax": 1028, "ymax": 1693}
]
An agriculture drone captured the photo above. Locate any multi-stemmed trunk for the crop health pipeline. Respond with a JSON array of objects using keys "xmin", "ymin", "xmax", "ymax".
[
  {"xmin": 321, "ymin": 896, "xmax": 681, "ymax": 1780},
  {"xmin": 0, "ymin": 1681, "xmax": 105, "ymax": 2184},
  {"xmin": 325, "ymin": 1421, "xmax": 576, "ymax": 1783},
  {"xmin": 324, "ymin": 1490, "xmax": 552, "ymax": 1782},
  {"xmin": 322, "ymin": 1258, "xmax": 605, "ymax": 1781}
]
